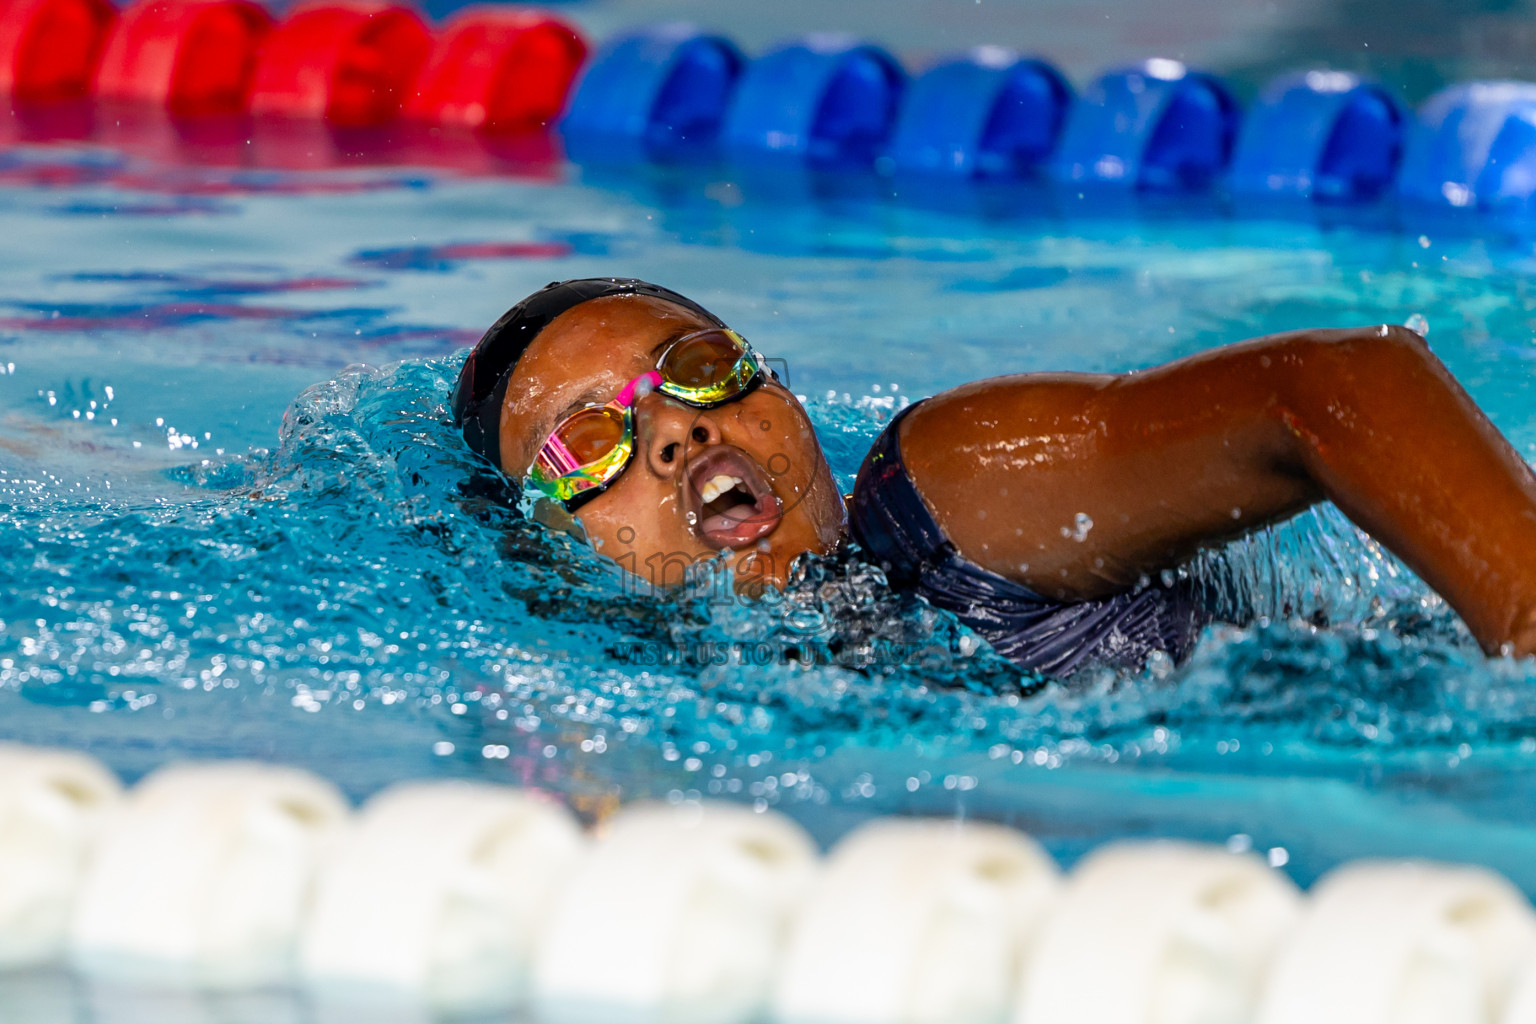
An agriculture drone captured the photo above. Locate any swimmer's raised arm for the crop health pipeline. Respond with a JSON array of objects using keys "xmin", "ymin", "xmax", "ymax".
[{"xmin": 896, "ymin": 325, "xmax": 1536, "ymax": 656}]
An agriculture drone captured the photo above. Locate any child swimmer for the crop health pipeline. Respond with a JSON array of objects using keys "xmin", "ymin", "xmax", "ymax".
[{"xmin": 452, "ymin": 278, "xmax": 1536, "ymax": 677}]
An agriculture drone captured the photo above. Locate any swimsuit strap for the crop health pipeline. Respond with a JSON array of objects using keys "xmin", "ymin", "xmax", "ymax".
[{"xmin": 848, "ymin": 400, "xmax": 958, "ymax": 587}]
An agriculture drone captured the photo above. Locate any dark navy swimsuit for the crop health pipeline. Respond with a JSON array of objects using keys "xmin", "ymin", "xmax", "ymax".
[{"xmin": 849, "ymin": 403, "xmax": 1209, "ymax": 677}]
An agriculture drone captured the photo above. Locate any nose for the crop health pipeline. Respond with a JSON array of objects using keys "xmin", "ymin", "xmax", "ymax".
[{"xmin": 640, "ymin": 398, "xmax": 723, "ymax": 477}]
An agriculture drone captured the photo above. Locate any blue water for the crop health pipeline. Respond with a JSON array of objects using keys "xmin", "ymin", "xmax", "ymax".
[
  {"xmin": 7, "ymin": 136, "xmax": 1536, "ymax": 892},
  {"xmin": 2, "ymin": 0, "xmax": 1536, "ymax": 1017}
]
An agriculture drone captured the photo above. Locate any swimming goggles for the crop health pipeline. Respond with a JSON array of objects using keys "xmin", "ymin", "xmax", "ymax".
[{"xmin": 529, "ymin": 327, "xmax": 769, "ymax": 511}]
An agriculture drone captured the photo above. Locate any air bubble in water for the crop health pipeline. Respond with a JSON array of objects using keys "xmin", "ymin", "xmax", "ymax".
[
  {"xmin": 1072, "ymin": 512, "xmax": 1093, "ymax": 542},
  {"xmin": 1404, "ymin": 313, "xmax": 1429, "ymax": 337}
]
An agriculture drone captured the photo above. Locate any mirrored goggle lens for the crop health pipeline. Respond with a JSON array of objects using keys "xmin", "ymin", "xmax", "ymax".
[
  {"xmin": 535, "ymin": 405, "xmax": 628, "ymax": 478},
  {"xmin": 659, "ymin": 330, "xmax": 757, "ymax": 399}
]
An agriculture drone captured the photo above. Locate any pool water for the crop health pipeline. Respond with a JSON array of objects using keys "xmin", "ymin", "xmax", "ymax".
[{"xmin": 7, "ymin": 119, "xmax": 1536, "ymax": 949}]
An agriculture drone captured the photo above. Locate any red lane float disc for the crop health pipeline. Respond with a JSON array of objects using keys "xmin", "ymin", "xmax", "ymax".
[
  {"xmin": 250, "ymin": 1, "xmax": 432, "ymax": 126},
  {"xmin": 93, "ymin": 0, "xmax": 273, "ymax": 115},
  {"xmin": 0, "ymin": 0, "xmax": 117, "ymax": 101},
  {"xmin": 404, "ymin": 6, "xmax": 586, "ymax": 132}
]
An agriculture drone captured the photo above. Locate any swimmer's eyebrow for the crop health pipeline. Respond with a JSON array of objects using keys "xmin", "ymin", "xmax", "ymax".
[
  {"xmin": 647, "ymin": 326, "xmax": 694, "ymax": 358},
  {"xmin": 530, "ymin": 385, "xmax": 608, "ymax": 454},
  {"xmin": 549, "ymin": 386, "xmax": 606, "ymax": 426}
]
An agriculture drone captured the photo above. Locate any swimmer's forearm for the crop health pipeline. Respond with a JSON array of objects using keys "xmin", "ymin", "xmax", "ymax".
[{"xmin": 1248, "ymin": 326, "xmax": 1536, "ymax": 653}]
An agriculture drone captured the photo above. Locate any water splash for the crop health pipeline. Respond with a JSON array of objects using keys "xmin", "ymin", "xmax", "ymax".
[{"xmin": 4, "ymin": 356, "xmax": 1530, "ymax": 811}]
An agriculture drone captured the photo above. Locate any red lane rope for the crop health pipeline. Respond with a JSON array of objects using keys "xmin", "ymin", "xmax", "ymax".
[
  {"xmin": 0, "ymin": 0, "xmax": 585, "ymax": 134},
  {"xmin": 250, "ymin": 0, "xmax": 431, "ymax": 125},
  {"xmin": 0, "ymin": 0, "xmax": 116, "ymax": 101},
  {"xmin": 406, "ymin": 6, "xmax": 586, "ymax": 132},
  {"xmin": 94, "ymin": 0, "xmax": 273, "ymax": 114}
]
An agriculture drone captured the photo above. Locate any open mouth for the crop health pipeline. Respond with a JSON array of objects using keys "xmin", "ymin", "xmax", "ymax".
[{"xmin": 684, "ymin": 445, "xmax": 783, "ymax": 550}]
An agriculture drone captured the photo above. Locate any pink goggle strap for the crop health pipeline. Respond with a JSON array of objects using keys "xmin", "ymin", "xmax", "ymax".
[{"xmin": 612, "ymin": 370, "xmax": 662, "ymax": 409}]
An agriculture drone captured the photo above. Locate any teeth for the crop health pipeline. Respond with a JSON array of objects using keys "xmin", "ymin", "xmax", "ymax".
[{"xmin": 700, "ymin": 474, "xmax": 744, "ymax": 505}]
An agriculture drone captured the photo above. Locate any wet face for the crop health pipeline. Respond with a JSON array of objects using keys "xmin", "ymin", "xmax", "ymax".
[{"xmin": 497, "ymin": 294, "xmax": 846, "ymax": 590}]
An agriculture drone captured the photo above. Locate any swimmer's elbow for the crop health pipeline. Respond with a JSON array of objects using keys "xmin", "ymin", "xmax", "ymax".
[
  {"xmin": 1322, "ymin": 323, "xmax": 1433, "ymax": 360},
  {"xmin": 1277, "ymin": 324, "xmax": 1440, "ymax": 391}
]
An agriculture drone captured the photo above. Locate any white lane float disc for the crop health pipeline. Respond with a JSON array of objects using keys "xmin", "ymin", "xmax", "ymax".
[
  {"xmin": 81, "ymin": 982, "xmax": 307, "ymax": 1024},
  {"xmin": 1501, "ymin": 954, "xmax": 1536, "ymax": 1024},
  {"xmin": 0, "ymin": 743, "xmax": 122, "ymax": 968},
  {"xmin": 533, "ymin": 800, "xmax": 819, "ymax": 1024},
  {"xmin": 299, "ymin": 780, "xmax": 584, "ymax": 1014},
  {"xmin": 1015, "ymin": 840, "xmax": 1302, "ymax": 1024},
  {"xmin": 70, "ymin": 760, "xmax": 348, "ymax": 988},
  {"xmin": 0, "ymin": 969, "xmax": 80, "ymax": 1024},
  {"xmin": 1255, "ymin": 860, "xmax": 1536, "ymax": 1024},
  {"xmin": 770, "ymin": 818, "xmax": 1060, "ymax": 1024}
]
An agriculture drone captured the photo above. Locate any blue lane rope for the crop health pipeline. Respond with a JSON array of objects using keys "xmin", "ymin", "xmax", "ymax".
[
  {"xmin": 560, "ymin": 23, "xmax": 744, "ymax": 161},
  {"xmin": 719, "ymin": 33, "xmax": 906, "ymax": 166},
  {"xmin": 888, "ymin": 46, "xmax": 1071, "ymax": 179},
  {"xmin": 1231, "ymin": 70, "xmax": 1403, "ymax": 204},
  {"xmin": 1398, "ymin": 81, "xmax": 1536, "ymax": 220},
  {"xmin": 1048, "ymin": 60, "xmax": 1240, "ymax": 192},
  {"xmin": 554, "ymin": 22, "xmax": 1536, "ymax": 227}
]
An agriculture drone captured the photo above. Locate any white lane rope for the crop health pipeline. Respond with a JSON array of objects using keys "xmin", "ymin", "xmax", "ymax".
[{"xmin": 0, "ymin": 743, "xmax": 1529, "ymax": 1024}]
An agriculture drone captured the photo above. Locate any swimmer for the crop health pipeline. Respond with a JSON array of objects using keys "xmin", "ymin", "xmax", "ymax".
[{"xmin": 452, "ymin": 278, "xmax": 1536, "ymax": 676}]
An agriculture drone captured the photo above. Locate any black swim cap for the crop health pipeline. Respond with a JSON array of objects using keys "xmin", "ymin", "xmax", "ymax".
[{"xmin": 451, "ymin": 278, "xmax": 727, "ymax": 474}]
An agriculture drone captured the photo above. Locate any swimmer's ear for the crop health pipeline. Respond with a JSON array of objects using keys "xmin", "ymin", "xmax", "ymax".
[{"xmin": 529, "ymin": 497, "xmax": 589, "ymax": 543}]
